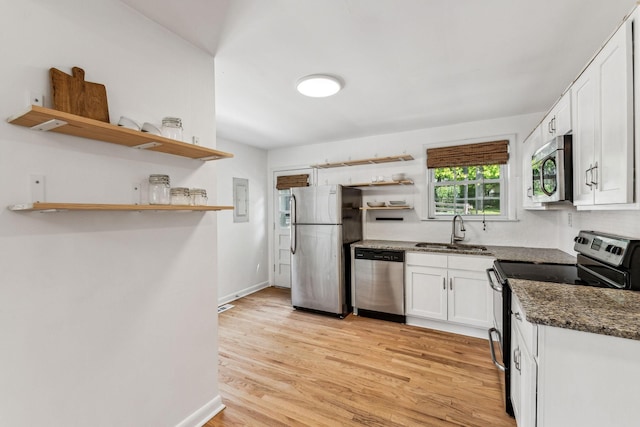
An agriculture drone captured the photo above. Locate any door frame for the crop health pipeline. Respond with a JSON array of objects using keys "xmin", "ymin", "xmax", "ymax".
[{"xmin": 268, "ymin": 167, "xmax": 315, "ymax": 288}]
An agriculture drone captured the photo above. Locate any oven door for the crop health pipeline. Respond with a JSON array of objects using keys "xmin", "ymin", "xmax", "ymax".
[{"xmin": 486, "ymin": 267, "xmax": 505, "ymax": 371}]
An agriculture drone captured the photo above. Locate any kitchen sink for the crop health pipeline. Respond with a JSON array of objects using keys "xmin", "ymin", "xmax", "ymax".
[{"xmin": 415, "ymin": 242, "xmax": 488, "ymax": 252}]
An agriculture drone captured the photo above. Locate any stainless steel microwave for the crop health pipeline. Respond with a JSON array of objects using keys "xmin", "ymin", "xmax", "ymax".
[{"xmin": 531, "ymin": 135, "xmax": 573, "ymax": 203}]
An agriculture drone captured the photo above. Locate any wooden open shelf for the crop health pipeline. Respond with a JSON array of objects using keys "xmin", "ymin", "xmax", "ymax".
[
  {"xmin": 310, "ymin": 154, "xmax": 414, "ymax": 169},
  {"xmin": 7, "ymin": 105, "xmax": 234, "ymax": 161},
  {"xmin": 8, "ymin": 202, "xmax": 234, "ymax": 212},
  {"xmin": 344, "ymin": 179, "xmax": 414, "ymax": 188}
]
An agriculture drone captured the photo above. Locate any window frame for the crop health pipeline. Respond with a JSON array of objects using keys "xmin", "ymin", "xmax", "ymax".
[
  {"xmin": 428, "ymin": 164, "xmax": 508, "ymax": 218},
  {"xmin": 422, "ymin": 134, "xmax": 517, "ymax": 221}
]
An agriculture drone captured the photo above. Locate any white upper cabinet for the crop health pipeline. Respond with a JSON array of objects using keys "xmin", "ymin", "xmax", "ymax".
[
  {"xmin": 542, "ymin": 91, "xmax": 572, "ymax": 139},
  {"xmin": 572, "ymin": 17, "xmax": 634, "ymax": 207}
]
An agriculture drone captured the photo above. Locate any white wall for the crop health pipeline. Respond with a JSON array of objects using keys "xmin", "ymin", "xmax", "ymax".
[
  {"xmin": 557, "ymin": 210, "xmax": 640, "ymax": 254},
  {"xmin": 216, "ymin": 138, "xmax": 269, "ymax": 303},
  {"xmin": 268, "ymin": 113, "xmax": 565, "ymax": 249},
  {"xmin": 0, "ymin": 1, "xmax": 222, "ymax": 426}
]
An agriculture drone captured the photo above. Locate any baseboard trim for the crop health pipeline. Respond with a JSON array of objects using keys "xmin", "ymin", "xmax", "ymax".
[
  {"xmin": 218, "ymin": 281, "xmax": 270, "ymax": 305},
  {"xmin": 175, "ymin": 395, "xmax": 225, "ymax": 427},
  {"xmin": 405, "ymin": 316, "xmax": 488, "ymax": 340}
]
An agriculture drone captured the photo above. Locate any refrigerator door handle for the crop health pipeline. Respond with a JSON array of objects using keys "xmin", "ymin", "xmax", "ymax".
[{"xmin": 290, "ymin": 194, "xmax": 297, "ymax": 254}]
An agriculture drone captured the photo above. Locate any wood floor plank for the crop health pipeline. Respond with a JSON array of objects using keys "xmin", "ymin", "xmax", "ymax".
[{"xmin": 206, "ymin": 287, "xmax": 515, "ymax": 427}]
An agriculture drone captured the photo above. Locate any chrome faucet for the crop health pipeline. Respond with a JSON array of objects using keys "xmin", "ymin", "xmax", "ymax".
[{"xmin": 451, "ymin": 215, "xmax": 466, "ymax": 245}]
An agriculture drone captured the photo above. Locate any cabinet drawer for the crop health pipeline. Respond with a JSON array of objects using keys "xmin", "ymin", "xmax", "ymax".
[
  {"xmin": 512, "ymin": 294, "xmax": 537, "ymax": 356},
  {"xmin": 448, "ymin": 255, "xmax": 495, "ymax": 271},
  {"xmin": 406, "ymin": 252, "xmax": 447, "ymax": 268}
]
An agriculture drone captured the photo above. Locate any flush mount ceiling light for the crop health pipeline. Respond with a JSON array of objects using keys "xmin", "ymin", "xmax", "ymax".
[{"xmin": 296, "ymin": 74, "xmax": 343, "ymax": 97}]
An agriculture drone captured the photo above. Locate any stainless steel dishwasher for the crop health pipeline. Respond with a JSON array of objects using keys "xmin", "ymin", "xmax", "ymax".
[{"xmin": 353, "ymin": 247, "xmax": 405, "ymax": 323}]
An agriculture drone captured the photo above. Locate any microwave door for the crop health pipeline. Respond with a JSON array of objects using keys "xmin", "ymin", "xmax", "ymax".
[
  {"xmin": 542, "ymin": 157, "xmax": 559, "ymax": 201},
  {"xmin": 531, "ymin": 160, "xmax": 543, "ymax": 200}
]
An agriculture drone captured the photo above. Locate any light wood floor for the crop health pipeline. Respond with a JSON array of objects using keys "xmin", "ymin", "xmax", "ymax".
[{"xmin": 206, "ymin": 287, "xmax": 516, "ymax": 427}]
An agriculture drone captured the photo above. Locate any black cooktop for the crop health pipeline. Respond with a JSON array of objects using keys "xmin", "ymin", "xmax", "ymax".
[{"xmin": 495, "ymin": 261, "xmax": 598, "ymax": 287}]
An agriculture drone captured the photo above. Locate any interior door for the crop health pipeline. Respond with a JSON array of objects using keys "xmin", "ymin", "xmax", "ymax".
[
  {"xmin": 274, "ymin": 187, "xmax": 292, "ymax": 287},
  {"xmin": 273, "ymin": 169, "xmax": 312, "ymax": 288}
]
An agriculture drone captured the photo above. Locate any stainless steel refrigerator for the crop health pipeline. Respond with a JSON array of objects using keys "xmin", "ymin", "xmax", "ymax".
[{"xmin": 290, "ymin": 185, "xmax": 362, "ymax": 317}]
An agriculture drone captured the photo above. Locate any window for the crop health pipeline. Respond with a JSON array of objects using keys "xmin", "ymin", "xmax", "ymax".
[
  {"xmin": 426, "ymin": 139, "xmax": 510, "ymax": 219},
  {"xmin": 275, "ymin": 174, "xmax": 309, "ymax": 228},
  {"xmin": 431, "ymin": 165, "xmax": 504, "ymax": 216}
]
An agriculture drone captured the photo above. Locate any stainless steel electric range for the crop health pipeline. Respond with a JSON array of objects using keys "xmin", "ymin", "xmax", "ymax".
[{"xmin": 486, "ymin": 230, "xmax": 640, "ymax": 416}]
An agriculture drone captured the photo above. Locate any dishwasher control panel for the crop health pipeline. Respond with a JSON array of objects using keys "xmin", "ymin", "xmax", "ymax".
[{"xmin": 354, "ymin": 248, "xmax": 405, "ymax": 262}]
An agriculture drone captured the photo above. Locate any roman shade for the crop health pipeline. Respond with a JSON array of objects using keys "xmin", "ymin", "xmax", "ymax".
[
  {"xmin": 426, "ymin": 140, "xmax": 509, "ymax": 168},
  {"xmin": 276, "ymin": 174, "xmax": 309, "ymax": 190}
]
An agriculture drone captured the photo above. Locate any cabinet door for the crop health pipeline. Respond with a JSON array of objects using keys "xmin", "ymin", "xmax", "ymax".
[
  {"xmin": 572, "ymin": 19, "xmax": 634, "ymax": 208},
  {"xmin": 594, "ymin": 20, "xmax": 634, "ymax": 205},
  {"xmin": 519, "ymin": 335, "xmax": 538, "ymax": 427},
  {"xmin": 522, "ymin": 126, "xmax": 543, "ymax": 209},
  {"xmin": 541, "ymin": 111, "xmax": 555, "ymax": 140},
  {"xmin": 542, "ymin": 93, "xmax": 571, "ymax": 138},
  {"xmin": 553, "ymin": 93, "xmax": 572, "ymax": 136},
  {"xmin": 571, "ymin": 66, "xmax": 597, "ymax": 206},
  {"xmin": 447, "ymin": 269, "xmax": 492, "ymax": 328},
  {"xmin": 405, "ymin": 265, "xmax": 447, "ymax": 320},
  {"xmin": 510, "ymin": 320, "xmax": 522, "ymax": 425}
]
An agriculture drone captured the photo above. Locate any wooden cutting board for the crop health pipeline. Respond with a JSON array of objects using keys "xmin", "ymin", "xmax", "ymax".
[{"xmin": 50, "ymin": 67, "xmax": 110, "ymax": 123}]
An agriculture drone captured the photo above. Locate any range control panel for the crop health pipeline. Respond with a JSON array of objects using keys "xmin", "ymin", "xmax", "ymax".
[{"xmin": 574, "ymin": 230, "xmax": 630, "ymax": 267}]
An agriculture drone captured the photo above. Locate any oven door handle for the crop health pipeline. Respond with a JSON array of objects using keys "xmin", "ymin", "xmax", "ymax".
[
  {"xmin": 488, "ymin": 328, "xmax": 506, "ymax": 371},
  {"xmin": 486, "ymin": 268, "xmax": 502, "ymax": 292},
  {"xmin": 577, "ymin": 263, "xmax": 626, "ymax": 289}
]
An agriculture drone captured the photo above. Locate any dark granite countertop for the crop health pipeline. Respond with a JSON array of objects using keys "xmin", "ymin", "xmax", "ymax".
[
  {"xmin": 352, "ymin": 240, "xmax": 576, "ymax": 264},
  {"xmin": 510, "ymin": 280, "xmax": 640, "ymax": 341}
]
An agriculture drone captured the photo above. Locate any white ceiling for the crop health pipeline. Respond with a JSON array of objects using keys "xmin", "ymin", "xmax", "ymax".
[{"xmin": 121, "ymin": 0, "xmax": 636, "ymax": 150}]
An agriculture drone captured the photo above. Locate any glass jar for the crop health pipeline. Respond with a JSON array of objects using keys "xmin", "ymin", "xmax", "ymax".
[
  {"xmin": 190, "ymin": 188, "xmax": 208, "ymax": 206},
  {"xmin": 148, "ymin": 174, "xmax": 170, "ymax": 205},
  {"xmin": 161, "ymin": 117, "xmax": 183, "ymax": 141},
  {"xmin": 170, "ymin": 187, "xmax": 191, "ymax": 205}
]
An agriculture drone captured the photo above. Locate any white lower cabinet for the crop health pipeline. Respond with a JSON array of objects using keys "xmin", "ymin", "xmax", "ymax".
[
  {"xmin": 512, "ymin": 293, "xmax": 640, "ymax": 427},
  {"xmin": 405, "ymin": 252, "xmax": 494, "ymax": 336},
  {"xmin": 511, "ymin": 295, "xmax": 537, "ymax": 427}
]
